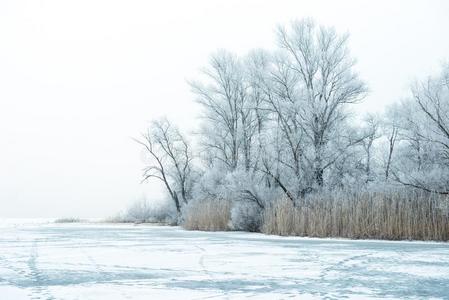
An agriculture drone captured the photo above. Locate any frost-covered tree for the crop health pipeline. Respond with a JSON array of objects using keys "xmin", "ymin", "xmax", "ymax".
[
  {"xmin": 263, "ymin": 19, "xmax": 367, "ymax": 194},
  {"xmin": 244, "ymin": 49, "xmax": 273, "ymax": 172},
  {"xmin": 135, "ymin": 118, "xmax": 195, "ymax": 214},
  {"xmin": 360, "ymin": 114, "xmax": 381, "ymax": 183},
  {"xmin": 381, "ymin": 105, "xmax": 401, "ymax": 181},
  {"xmin": 190, "ymin": 51, "xmax": 259, "ymax": 172},
  {"xmin": 390, "ymin": 65, "xmax": 449, "ymax": 194}
]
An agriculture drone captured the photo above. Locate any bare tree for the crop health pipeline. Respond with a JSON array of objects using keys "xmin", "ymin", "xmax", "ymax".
[{"xmin": 134, "ymin": 118, "xmax": 194, "ymax": 214}]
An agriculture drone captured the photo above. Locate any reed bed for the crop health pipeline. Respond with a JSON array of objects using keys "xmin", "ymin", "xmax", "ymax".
[
  {"xmin": 182, "ymin": 198, "xmax": 231, "ymax": 231},
  {"xmin": 262, "ymin": 190, "xmax": 449, "ymax": 241}
]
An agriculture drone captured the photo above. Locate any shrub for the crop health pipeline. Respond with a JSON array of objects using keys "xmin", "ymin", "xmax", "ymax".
[
  {"xmin": 111, "ymin": 198, "xmax": 177, "ymax": 224},
  {"xmin": 230, "ymin": 201, "xmax": 262, "ymax": 232}
]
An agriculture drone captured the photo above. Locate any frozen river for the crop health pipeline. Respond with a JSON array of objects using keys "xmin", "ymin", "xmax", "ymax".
[{"xmin": 0, "ymin": 220, "xmax": 448, "ymax": 299}]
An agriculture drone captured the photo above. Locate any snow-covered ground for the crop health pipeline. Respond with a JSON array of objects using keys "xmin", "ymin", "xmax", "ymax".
[{"xmin": 0, "ymin": 220, "xmax": 448, "ymax": 299}]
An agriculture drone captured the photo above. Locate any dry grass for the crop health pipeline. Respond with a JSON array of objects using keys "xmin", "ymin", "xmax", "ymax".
[
  {"xmin": 54, "ymin": 217, "xmax": 82, "ymax": 223},
  {"xmin": 182, "ymin": 199, "xmax": 231, "ymax": 231},
  {"xmin": 262, "ymin": 190, "xmax": 449, "ymax": 241}
]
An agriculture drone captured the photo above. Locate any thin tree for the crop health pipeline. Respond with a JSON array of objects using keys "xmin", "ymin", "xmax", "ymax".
[{"xmin": 134, "ymin": 118, "xmax": 194, "ymax": 214}]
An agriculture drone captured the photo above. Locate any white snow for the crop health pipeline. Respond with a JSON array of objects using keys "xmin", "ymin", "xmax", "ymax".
[{"xmin": 0, "ymin": 220, "xmax": 448, "ymax": 299}]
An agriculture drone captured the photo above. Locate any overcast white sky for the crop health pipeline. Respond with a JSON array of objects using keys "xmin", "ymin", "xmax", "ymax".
[{"xmin": 1, "ymin": 0, "xmax": 449, "ymax": 218}]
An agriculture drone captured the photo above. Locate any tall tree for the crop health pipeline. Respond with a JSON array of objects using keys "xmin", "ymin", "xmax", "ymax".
[{"xmin": 273, "ymin": 19, "xmax": 367, "ymax": 188}]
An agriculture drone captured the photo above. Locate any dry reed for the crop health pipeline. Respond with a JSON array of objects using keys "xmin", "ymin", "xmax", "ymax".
[
  {"xmin": 182, "ymin": 199, "xmax": 231, "ymax": 231},
  {"xmin": 262, "ymin": 189, "xmax": 449, "ymax": 241}
]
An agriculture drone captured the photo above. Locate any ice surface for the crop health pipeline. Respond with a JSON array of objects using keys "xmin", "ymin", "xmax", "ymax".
[{"xmin": 0, "ymin": 220, "xmax": 448, "ymax": 299}]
